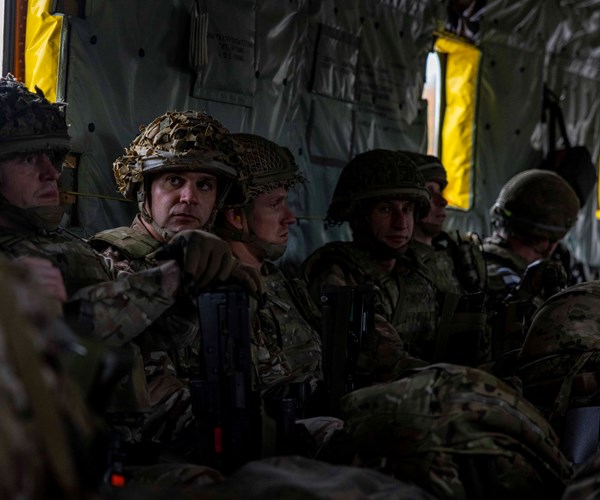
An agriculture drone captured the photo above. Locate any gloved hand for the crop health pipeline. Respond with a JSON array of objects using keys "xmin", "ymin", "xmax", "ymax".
[
  {"xmin": 152, "ymin": 229, "xmax": 265, "ymax": 298},
  {"xmin": 516, "ymin": 259, "xmax": 568, "ymax": 301}
]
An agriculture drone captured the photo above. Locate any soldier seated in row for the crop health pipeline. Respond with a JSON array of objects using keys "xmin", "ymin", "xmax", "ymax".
[
  {"xmin": 406, "ymin": 151, "xmax": 490, "ymax": 365},
  {"xmin": 0, "ymin": 75, "xmax": 262, "ymax": 483},
  {"xmin": 90, "ymin": 111, "xmax": 264, "ymax": 465},
  {"xmin": 302, "ymin": 150, "xmax": 436, "ymax": 383},
  {"xmin": 483, "ymin": 169, "xmax": 580, "ymax": 359},
  {"xmin": 214, "ymin": 133, "xmax": 322, "ymax": 399}
]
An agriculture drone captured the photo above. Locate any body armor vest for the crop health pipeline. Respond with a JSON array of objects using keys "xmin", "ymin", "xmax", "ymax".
[
  {"xmin": 0, "ymin": 228, "xmax": 112, "ymax": 295},
  {"xmin": 303, "ymin": 242, "xmax": 439, "ymax": 361}
]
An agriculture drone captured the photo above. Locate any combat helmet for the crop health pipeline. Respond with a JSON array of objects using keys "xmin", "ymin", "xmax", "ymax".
[
  {"xmin": 231, "ymin": 133, "xmax": 304, "ymax": 205},
  {"xmin": 400, "ymin": 151, "xmax": 448, "ymax": 189},
  {"xmin": 0, "ymin": 73, "xmax": 70, "ymax": 162},
  {"xmin": 516, "ymin": 281, "xmax": 600, "ymax": 420},
  {"xmin": 113, "ymin": 110, "xmax": 245, "ymax": 235},
  {"xmin": 327, "ymin": 149, "xmax": 430, "ymax": 223},
  {"xmin": 490, "ymin": 169, "xmax": 579, "ymax": 241},
  {"xmin": 0, "ymin": 74, "xmax": 70, "ymax": 230},
  {"xmin": 216, "ymin": 133, "xmax": 303, "ymax": 260}
]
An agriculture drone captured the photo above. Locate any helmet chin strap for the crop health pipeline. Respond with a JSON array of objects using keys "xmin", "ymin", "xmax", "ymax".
[
  {"xmin": 137, "ymin": 190, "xmax": 215, "ymax": 242},
  {"xmin": 218, "ymin": 204, "xmax": 287, "ymax": 262},
  {"xmin": 0, "ymin": 194, "xmax": 66, "ymax": 232}
]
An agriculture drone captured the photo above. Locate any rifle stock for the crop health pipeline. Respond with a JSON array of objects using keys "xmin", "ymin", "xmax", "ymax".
[
  {"xmin": 191, "ymin": 285, "xmax": 262, "ymax": 473},
  {"xmin": 319, "ymin": 284, "xmax": 377, "ymax": 416}
]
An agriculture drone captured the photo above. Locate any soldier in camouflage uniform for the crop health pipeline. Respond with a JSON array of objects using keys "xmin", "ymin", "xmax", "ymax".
[
  {"xmin": 301, "ymin": 150, "xmax": 437, "ymax": 382},
  {"xmin": 0, "ymin": 75, "xmax": 262, "ymax": 484},
  {"xmin": 483, "ymin": 169, "xmax": 580, "ymax": 359},
  {"xmin": 89, "ymin": 110, "xmax": 263, "ymax": 463},
  {"xmin": 0, "ymin": 75, "xmax": 250, "ymax": 341},
  {"xmin": 407, "ymin": 152, "xmax": 487, "ymax": 296},
  {"xmin": 213, "ymin": 133, "xmax": 346, "ymax": 459},
  {"xmin": 214, "ymin": 133, "xmax": 322, "ymax": 400},
  {"xmin": 406, "ymin": 152, "xmax": 490, "ymax": 364},
  {"xmin": 0, "ymin": 257, "xmax": 102, "ymax": 499}
]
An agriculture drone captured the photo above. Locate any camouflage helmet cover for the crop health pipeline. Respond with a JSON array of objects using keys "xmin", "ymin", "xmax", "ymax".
[
  {"xmin": 113, "ymin": 110, "xmax": 244, "ymax": 200},
  {"xmin": 231, "ymin": 133, "xmax": 304, "ymax": 205},
  {"xmin": 327, "ymin": 149, "xmax": 431, "ymax": 223},
  {"xmin": 517, "ymin": 281, "xmax": 600, "ymax": 383},
  {"xmin": 399, "ymin": 150, "xmax": 448, "ymax": 189},
  {"xmin": 0, "ymin": 74, "xmax": 70, "ymax": 160},
  {"xmin": 490, "ymin": 169, "xmax": 580, "ymax": 241}
]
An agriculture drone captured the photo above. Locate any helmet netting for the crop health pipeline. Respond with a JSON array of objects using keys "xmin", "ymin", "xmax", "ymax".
[
  {"xmin": 231, "ymin": 133, "xmax": 304, "ymax": 205},
  {"xmin": 0, "ymin": 74, "xmax": 70, "ymax": 161},
  {"xmin": 113, "ymin": 110, "xmax": 244, "ymax": 200}
]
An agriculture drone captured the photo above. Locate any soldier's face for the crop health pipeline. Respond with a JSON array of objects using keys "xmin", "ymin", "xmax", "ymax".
[
  {"xmin": 418, "ymin": 181, "xmax": 448, "ymax": 237},
  {"xmin": 0, "ymin": 153, "xmax": 60, "ymax": 208},
  {"xmin": 368, "ymin": 199, "xmax": 415, "ymax": 250},
  {"xmin": 249, "ymin": 187, "xmax": 296, "ymax": 247},
  {"xmin": 147, "ymin": 171, "xmax": 218, "ymax": 233}
]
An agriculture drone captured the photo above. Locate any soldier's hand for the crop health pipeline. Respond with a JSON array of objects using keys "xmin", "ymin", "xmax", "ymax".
[
  {"xmin": 167, "ymin": 229, "xmax": 237, "ymax": 292},
  {"xmin": 13, "ymin": 256, "xmax": 67, "ymax": 303}
]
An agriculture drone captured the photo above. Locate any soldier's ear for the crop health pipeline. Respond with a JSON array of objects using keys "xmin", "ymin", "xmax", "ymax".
[{"xmin": 225, "ymin": 208, "xmax": 244, "ymax": 229}]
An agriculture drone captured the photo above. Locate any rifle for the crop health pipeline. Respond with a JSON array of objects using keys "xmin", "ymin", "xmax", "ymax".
[
  {"xmin": 190, "ymin": 285, "xmax": 262, "ymax": 474},
  {"xmin": 319, "ymin": 284, "xmax": 377, "ymax": 417}
]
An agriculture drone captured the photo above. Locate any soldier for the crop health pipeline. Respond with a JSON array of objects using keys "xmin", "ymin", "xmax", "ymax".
[
  {"xmin": 0, "ymin": 74, "xmax": 261, "ymax": 476},
  {"xmin": 89, "ymin": 110, "xmax": 264, "ymax": 464},
  {"xmin": 406, "ymin": 152, "xmax": 490, "ymax": 364},
  {"xmin": 407, "ymin": 152, "xmax": 487, "ymax": 295},
  {"xmin": 214, "ymin": 133, "xmax": 322, "ymax": 401},
  {"xmin": 301, "ymin": 149, "xmax": 437, "ymax": 383},
  {"xmin": 483, "ymin": 169, "xmax": 580, "ymax": 358},
  {"xmin": 0, "ymin": 257, "xmax": 102, "ymax": 499},
  {"xmin": 0, "ymin": 74, "xmax": 250, "ymax": 338}
]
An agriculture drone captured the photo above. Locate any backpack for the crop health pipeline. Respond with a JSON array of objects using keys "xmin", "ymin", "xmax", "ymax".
[{"xmin": 336, "ymin": 363, "xmax": 573, "ymax": 499}]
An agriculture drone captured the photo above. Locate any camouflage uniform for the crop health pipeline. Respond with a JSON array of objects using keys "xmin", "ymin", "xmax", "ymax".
[
  {"xmin": 0, "ymin": 258, "xmax": 102, "ymax": 499},
  {"xmin": 402, "ymin": 151, "xmax": 490, "ymax": 365},
  {"xmin": 215, "ymin": 133, "xmax": 323, "ymax": 399},
  {"xmin": 303, "ymin": 240, "xmax": 437, "ymax": 379},
  {"xmin": 256, "ymin": 260, "xmax": 322, "ymax": 396},
  {"xmin": 90, "ymin": 111, "xmax": 253, "ymax": 461},
  {"xmin": 331, "ymin": 363, "xmax": 573, "ymax": 499},
  {"xmin": 484, "ymin": 169, "xmax": 580, "ymax": 359},
  {"xmin": 302, "ymin": 150, "xmax": 443, "ymax": 383},
  {"xmin": 515, "ymin": 282, "xmax": 600, "ymax": 427}
]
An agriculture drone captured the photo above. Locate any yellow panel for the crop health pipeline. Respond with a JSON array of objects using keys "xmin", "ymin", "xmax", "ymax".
[
  {"xmin": 24, "ymin": 0, "xmax": 63, "ymax": 102},
  {"xmin": 435, "ymin": 36, "xmax": 481, "ymax": 211}
]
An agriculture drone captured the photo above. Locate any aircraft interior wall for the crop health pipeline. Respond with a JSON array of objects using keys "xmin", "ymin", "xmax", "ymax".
[{"xmin": 46, "ymin": 0, "xmax": 599, "ymax": 271}]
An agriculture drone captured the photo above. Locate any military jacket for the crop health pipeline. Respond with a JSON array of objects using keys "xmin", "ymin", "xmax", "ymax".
[
  {"xmin": 482, "ymin": 235, "xmax": 528, "ymax": 306},
  {"xmin": 302, "ymin": 241, "xmax": 438, "ymax": 377},
  {"xmin": 0, "ymin": 259, "xmax": 100, "ymax": 498},
  {"xmin": 482, "ymin": 235, "xmax": 533, "ymax": 359},
  {"xmin": 257, "ymin": 261, "xmax": 322, "ymax": 394},
  {"xmin": 90, "ymin": 217, "xmax": 199, "ymax": 447},
  {"xmin": 410, "ymin": 230, "xmax": 487, "ymax": 295},
  {"xmin": 411, "ymin": 233, "xmax": 491, "ymax": 364},
  {"xmin": 0, "ymin": 225, "xmax": 175, "ymax": 346}
]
